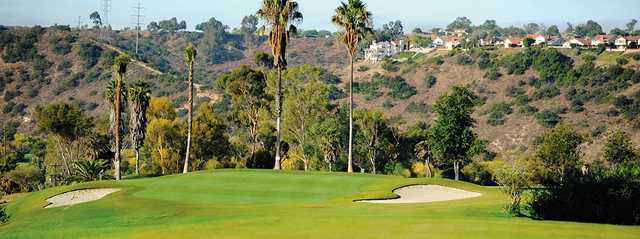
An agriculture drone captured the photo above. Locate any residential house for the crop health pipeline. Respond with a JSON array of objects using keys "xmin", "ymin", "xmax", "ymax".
[
  {"xmin": 566, "ymin": 37, "xmax": 591, "ymax": 48},
  {"xmin": 504, "ymin": 37, "xmax": 523, "ymax": 48},
  {"xmin": 548, "ymin": 37, "xmax": 567, "ymax": 48},
  {"xmin": 364, "ymin": 40, "xmax": 406, "ymax": 61},
  {"xmin": 527, "ymin": 34, "xmax": 547, "ymax": 45},
  {"xmin": 625, "ymin": 36, "xmax": 640, "ymax": 49},
  {"xmin": 591, "ymin": 35, "xmax": 616, "ymax": 46},
  {"xmin": 433, "ymin": 37, "xmax": 445, "ymax": 47},
  {"xmin": 445, "ymin": 37, "xmax": 462, "ymax": 50}
]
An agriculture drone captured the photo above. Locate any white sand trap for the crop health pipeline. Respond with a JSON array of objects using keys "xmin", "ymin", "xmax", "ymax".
[
  {"xmin": 360, "ymin": 185, "xmax": 481, "ymax": 204},
  {"xmin": 45, "ymin": 188, "xmax": 120, "ymax": 208}
]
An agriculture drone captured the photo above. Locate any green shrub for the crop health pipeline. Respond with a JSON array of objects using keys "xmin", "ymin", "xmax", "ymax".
[
  {"xmin": 0, "ymin": 202, "xmax": 8, "ymax": 224},
  {"xmin": 373, "ymin": 75, "xmax": 416, "ymax": 99},
  {"xmin": 381, "ymin": 61, "xmax": 399, "ymax": 72},
  {"xmin": 353, "ymin": 81, "xmax": 382, "ymax": 100},
  {"xmin": 357, "ymin": 65, "xmax": 370, "ymax": 72},
  {"xmin": 406, "ymin": 101, "xmax": 430, "ymax": 113},
  {"xmin": 518, "ymin": 104, "xmax": 539, "ymax": 115},
  {"xmin": 0, "ymin": 167, "xmax": 44, "ymax": 194},
  {"xmin": 382, "ymin": 100, "xmax": 394, "ymax": 108},
  {"xmin": 532, "ymin": 84, "xmax": 560, "ymax": 100},
  {"xmin": 616, "ymin": 57, "xmax": 629, "ymax": 66},
  {"xmin": 76, "ymin": 42, "xmax": 102, "ymax": 68},
  {"xmin": 424, "ymin": 75, "xmax": 437, "ymax": 88},
  {"xmin": 505, "ymin": 85, "xmax": 526, "ymax": 97},
  {"xmin": 591, "ymin": 125, "xmax": 608, "ymax": 139},
  {"xmin": 485, "ymin": 67, "xmax": 501, "ymax": 81},
  {"xmin": 487, "ymin": 102, "xmax": 513, "ymax": 126},
  {"xmin": 478, "ymin": 51, "xmax": 493, "ymax": 69},
  {"xmin": 536, "ymin": 110, "xmax": 561, "ymax": 128},
  {"xmin": 455, "ymin": 53, "xmax": 474, "ymax": 65},
  {"xmin": 463, "ymin": 161, "xmax": 498, "ymax": 186}
]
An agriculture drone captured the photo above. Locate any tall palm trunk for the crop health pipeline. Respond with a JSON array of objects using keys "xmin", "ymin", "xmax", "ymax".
[
  {"xmin": 114, "ymin": 79, "xmax": 122, "ymax": 180},
  {"xmin": 348, "ymin": 54, "xmax": 354, "ymax": 173},
  {"xmin": 183, "ymin": 63, "xmax": 194, "ymax": 174},
  {"xmin": 274, "ymin": 67, "xmax": 283, "ymax": 170},
  {"xmin": 135, "ymin": 149, "xmax": 140, "ymax": 175}
]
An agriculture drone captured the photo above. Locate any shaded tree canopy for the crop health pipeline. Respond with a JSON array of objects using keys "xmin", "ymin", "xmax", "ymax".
[{"xmin": 447, "ymin": 17, "xmax": 472, "ymax": 31}]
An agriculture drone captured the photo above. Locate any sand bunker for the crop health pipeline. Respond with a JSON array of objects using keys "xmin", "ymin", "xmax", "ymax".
[
  {"xmin": 45, "ymin": 188, "xmax": 120, "ymax": 208},
  {"xmin": 359, "ymin": 185, "xmax": 481, "ymax": 204}
]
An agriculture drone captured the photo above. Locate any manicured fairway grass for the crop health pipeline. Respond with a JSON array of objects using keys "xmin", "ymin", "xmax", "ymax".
[{"xmin": 1, "ymin": 169, "xmax": 639, "ymax": 238}]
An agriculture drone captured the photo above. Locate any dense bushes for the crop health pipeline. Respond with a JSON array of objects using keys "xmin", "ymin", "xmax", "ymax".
[
  {"xmin": 455, "ymin": 53, "xmax": 474, "ymax": 65},
  {"xmin": 384, "ymin": 76, "xmax": 417, "ymax": 99},
  {"xmin": 532, "ymin": 84, "xmax": 560, "ymax": 100},
  {"xmin": 1, "ymin": 26, "xmax": 45, "ymax": 63},
  {"xmin": 355, "ymin": 74, "xmax": 417, "ymax": 100},
  {"xmin": 406, "ymin": 101, "xmax": 429, "ymax": 113},
  {"xmin": 528, "ymin": 169, "xmax": 640, "ymax": 225},
  {"xmin": 523, "ymin": 126, "xmax": 640, "ymax": 225},
  {"xmin": 381, "ymin": 60, "xmax": 399, "ymax": 72},
  {"xmin": 500, "ymin": 46, "xmax": 573, "ymax": 84},
  {"xmin": 536, "ymin": 110, "xmax": 561, "ymax": 128},
  {"xmin": 76, "ymin": 42, "xmax": 103, "ymax": 68},
  {"xmin": 1, "ymin": 167, "xmax": 44, "ymax": 194}
]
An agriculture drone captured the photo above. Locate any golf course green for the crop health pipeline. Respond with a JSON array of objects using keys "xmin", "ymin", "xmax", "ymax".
[{"xmin": 1, "ymin": 170, "xmax": 639, "ymax": 238}]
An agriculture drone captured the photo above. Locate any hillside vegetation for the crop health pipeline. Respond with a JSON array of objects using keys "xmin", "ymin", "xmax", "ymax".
[{"xmin": 2, "ymin": 26, "xmax": 640, "ymax": 162}]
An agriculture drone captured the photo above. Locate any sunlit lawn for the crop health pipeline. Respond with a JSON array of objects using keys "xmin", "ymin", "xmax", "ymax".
[{"xmin": 1, "ymin": 170, "xmax": 639, "ymax": 239}]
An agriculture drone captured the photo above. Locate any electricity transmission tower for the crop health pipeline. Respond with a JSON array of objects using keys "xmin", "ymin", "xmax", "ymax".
[
  {"xmin": 103, "ymin": 0, "xmax": 111, "ymax": 27},
  {"xmin": 102, "ymin": 0, "xmax": 111, "ymax": 42},
  {"xmin": 77, "ymin": 16, "xmax": 83, "ymax": 29},
  {"xmin": 132, "ymin": 1, "xmax": 145, "ymax": 58}
]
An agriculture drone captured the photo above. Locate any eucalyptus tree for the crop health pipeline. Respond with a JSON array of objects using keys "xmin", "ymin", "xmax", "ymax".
[
  {"xmin": 183, "ymin": 44, "xmax": 197, "ymax": 174},
  {"xmin": 127, "ymin": 80, "xmax": 151, "ymax": 175},
  {"xmin": 331, "ymin": 0, "xmax": 373, "ymax": 173},
  {"xmin": 111, "ymin": 54, "xmax": 129, "ymax": 180},
  {"xmin": 217, "ymin": 66, "xmax": 268, "ymax": 167},
  {"xmin": 257, "ymin": 0, "xmax": 303, "ymax": 170}
]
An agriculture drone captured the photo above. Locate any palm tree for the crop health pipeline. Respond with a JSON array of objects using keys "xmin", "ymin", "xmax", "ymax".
[
  {"xmin": 257, "ymin": 0, "xmax": 303, "ymax": 170},
  {"xmin": 127, "ymin": 80, "xmax": 151, "ymax": 175},
  {"xmin": 332, "ymin": 0, "xmax": 373, "ymax": 173},
  {"xmin": 112, "ymin": 54, "xmax": 129, "ymax": 180},
  {"xmin": 182, "ymin": 43, "xmax": 197, "ymax": 174}
]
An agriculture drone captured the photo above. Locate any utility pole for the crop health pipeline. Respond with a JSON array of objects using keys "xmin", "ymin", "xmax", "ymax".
[{"xmin": 132, "ymin": 0, "xmax": 145, "ymax": 58}]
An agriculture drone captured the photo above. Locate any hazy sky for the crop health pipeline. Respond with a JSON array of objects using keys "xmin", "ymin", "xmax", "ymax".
[{"xmin": 0, "ymin": 0, "xmax": 637, "ymax": 31}]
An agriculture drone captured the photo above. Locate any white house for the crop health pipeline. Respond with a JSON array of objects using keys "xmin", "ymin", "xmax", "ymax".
[
  {"xmin": 364, "ymin": 40, "xmax": 406, "ymax": 61},
  {"xmin": 615, "ymin": 36, "xmax": 640, "ymax": 50},
  {"xmin": 433, "ymin": 37, "xmax": 445, "ymax": 47},
  {"xmin": 567, "ymin": 37, "xmax": 591, "ymax": 48},
  {"xmin": 527, "ymin": 34, "xmax": 547, "ymax": 45}
]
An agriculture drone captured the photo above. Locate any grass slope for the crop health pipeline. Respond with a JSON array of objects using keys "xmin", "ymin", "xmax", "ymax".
[{"xmin": 1, "ymin": 170, "xmax": 639, "ymax": 238}]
